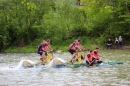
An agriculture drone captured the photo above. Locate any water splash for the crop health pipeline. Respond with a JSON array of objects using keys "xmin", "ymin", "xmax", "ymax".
[{"xmin": 47, "ymin": 58, "xmax": 66, "ymax": 68}]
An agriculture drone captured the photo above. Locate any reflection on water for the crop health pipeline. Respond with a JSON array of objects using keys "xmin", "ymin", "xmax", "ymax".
[{"xmin": 0, "ymin": 49, "xmax": 130, "ymax": 86}]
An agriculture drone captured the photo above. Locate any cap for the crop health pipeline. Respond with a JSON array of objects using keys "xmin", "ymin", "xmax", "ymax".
[{"xmin": 78, "ymin": 39, "xmax": 81, "ymax": 42}]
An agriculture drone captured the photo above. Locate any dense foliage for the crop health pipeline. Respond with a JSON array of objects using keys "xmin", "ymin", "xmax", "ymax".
[{"xmin": 0, "ymin": 0, "xmax": 130, "ymax": 51}]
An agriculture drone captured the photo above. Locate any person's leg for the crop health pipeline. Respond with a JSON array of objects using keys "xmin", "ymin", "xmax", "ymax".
[
  {"xmin": 107, "ymin": 45, "xmax": 110, "ymax": 49},
  {"xmin": 110, "ymin": 45, "xmax": 112, "ymax": 49},
  {"xmin": 106, "ymin": 45, "xmax": 108, "ymax": 49},
  {"xmin": 41, "ymin": 52, "xmax": 47, "ymax": 62},
  {"xmin": 119, "ymin": 42, "xmax": 122, "ymax": 47},
  {"xmin": 120, "ymin": 42, "xmax": 122, "ymax": 47},
  {"xmin": 116, "ymin": 43, "xmax": 119, "ymax": 48}
]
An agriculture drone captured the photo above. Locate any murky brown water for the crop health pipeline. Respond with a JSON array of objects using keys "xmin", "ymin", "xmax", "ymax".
[{"xmin": 0, "ymin": 49, "xmax": 130, "ymax": 86}]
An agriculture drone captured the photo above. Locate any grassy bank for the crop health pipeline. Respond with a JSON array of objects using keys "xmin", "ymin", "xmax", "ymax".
[
  {"xmin": 3, "ymin": 44, "xmax": 130, "ymax": 53},
  {"xmin": 3, "ymin": 43, "xmax": 103, "ymax": 53}
]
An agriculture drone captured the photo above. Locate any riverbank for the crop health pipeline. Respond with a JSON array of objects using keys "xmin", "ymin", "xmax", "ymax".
[
  {"xmin": 2, "ymin": 44, "xmax": 130, "ymax": 53},
  {"xmin": 1, "ymin": 43, "xmax": 89, "ymax": 53}
]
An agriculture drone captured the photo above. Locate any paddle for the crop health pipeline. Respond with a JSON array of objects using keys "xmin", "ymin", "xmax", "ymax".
[
  {"xmin": 86, "ymin": 58, "xmax": 96, "ymax": 67},
  {"xmin": 86, "ymin": 55, "xmax": 105, "ymax": 67},
  {"xmin": 98, "ymin": 55, "xmax": 105, "ymax": 63}
]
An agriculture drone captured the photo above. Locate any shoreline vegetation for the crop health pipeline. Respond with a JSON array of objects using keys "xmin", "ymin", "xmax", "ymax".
[
  {"xmin": 3, "ymin": 44, "xmax": 130, "ymax": 53},
  {"xmin": 0, "ymin": 0, "xmax": 130, "ymax": 53}
]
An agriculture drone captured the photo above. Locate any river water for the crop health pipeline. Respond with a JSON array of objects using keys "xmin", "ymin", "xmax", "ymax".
[{"xmin": 0, "ymin": 49, "xmax": 130, "ymax": 86}]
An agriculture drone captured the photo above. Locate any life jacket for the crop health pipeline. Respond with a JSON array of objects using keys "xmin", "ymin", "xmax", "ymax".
[
  {"xmin": 76, "ymin": 41, "xmax": 80, "ymax": 47},
  {"xmin": 38, "ymin": 42, "xmax": 48, "ymax": 51},
  {"xmin": 38, "ymin": 44, "xmax": 43, "ymax": 51},
  {"xmin": 86, "ymin": 52, "xmax": 93, "ymax": 61},
  {"xmin": 69, "ymin": 42, "xmax": 76, "ymax": 50},
  {"xmin": 93, "ymin": 50, "xmax": 98, "ymax": 58}
]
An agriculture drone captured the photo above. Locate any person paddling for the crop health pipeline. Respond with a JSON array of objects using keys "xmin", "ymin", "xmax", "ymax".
[
  {"xmin": 85, "ymin": 50, "xmax": 95, "ymax": 67},
  {"xmin": 93, "ymin": 48, "xmax": 104, "ymax": 63},
  {"xmin": 68, "ymin": 39, "xmax": 86, "ymax": 55}
]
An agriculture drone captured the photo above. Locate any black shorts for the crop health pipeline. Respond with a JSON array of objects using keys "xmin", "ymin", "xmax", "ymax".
[
  {"xmin": 68, "ymin": 49, "xmax": 75, "ymax": 55},
  {"xmin": 38, "ymin": 50, "xmax": 46, "ymax": 55}
]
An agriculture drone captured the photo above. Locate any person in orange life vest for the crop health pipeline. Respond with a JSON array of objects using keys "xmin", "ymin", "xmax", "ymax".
[
  {"xmin": 76, "ymin": 39, "xmax": 86, "ymax": 51},
  {"xmin": 68, "ymin": 40, "xmax": 78, "ymax": 55},
  {"xmin": 85, "ymin": 50, "xmax": 95, "ymax": 65},
  {"xmin": 93, "ymin": 48, "xmax": 104, "ymax": 63}
]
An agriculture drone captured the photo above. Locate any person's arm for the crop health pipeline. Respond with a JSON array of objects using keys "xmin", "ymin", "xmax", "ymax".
[
  {"xmin": 68, "ymin": 44, "xmax": 72, "ymax": 50},
  {"xmin": 110, "ymin": 41, "xmax": 112, "ymax": 45},
  {"xmin": 42, "ymin": 45, "xmax": 47, "ymax": 52},
  {"xmin": 46, "ymin": 46, "xmax": 53, "ymax": 52},
  {"xmin": 48, "ymin": 45, "xmax": 53, "ymax": 51},
  {"xmin": 79, "ymin": 44, "xmax": 86, "ymax": 50},
  {"xmin": 98, "ymin": 54, "xmax": 104, "ymax": 58}
]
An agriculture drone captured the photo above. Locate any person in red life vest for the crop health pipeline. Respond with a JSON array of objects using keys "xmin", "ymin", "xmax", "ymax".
[
  {"xmin": 68, "ymin": 39, "xmax": 86, "ymax": 55},
  {"xmin": 93, "ymin": 48, "xmax": 104, "ymax": 63},
  {"xmin": 85, "ymin": 50, "xmax": 94, "ymax": 65},
  {"xmin": 38, "ymin": 39, "xmax": 53, "ymax": 62},
  {"xmin": 68, "ymin": 40, "xmax": 78, "ymax": 55}
]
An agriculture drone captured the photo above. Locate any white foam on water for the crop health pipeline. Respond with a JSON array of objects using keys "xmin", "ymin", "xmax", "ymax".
[
  {"xmin": 47, "ymin": 59, "xmax": 54, "ymax": 68},
  {"xmin": 57, "ymin": 58, "xmax": 66, "ymax": 63},
  {"xmin": 16, "ymin": 60, "xmax": 24, "ymax": 69},
  {"xmin": 0, "ymin": 60, "xmax": 25, "ymax": 71},
  {"xmin": 0, "ymin": 60, "xmax": 31, "ymax": 70},
  {"xmin": 46, "ymin": 58, "xmax": 66, "ymax": 68}
]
